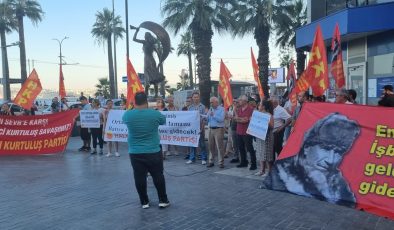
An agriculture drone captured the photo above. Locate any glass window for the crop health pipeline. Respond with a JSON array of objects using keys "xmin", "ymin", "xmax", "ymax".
[
  {"xmin": 327, "ymin": 0, "xmax": 347, "ymax": 15},
  {"xmin": 369, "ymin": 0, "xmax": 394, "ymax": 4}
]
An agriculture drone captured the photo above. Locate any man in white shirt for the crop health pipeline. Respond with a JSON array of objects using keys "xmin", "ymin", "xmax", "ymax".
[{"xmin": 271, "ymin": 97, "xmax": 292, "ymax": 159}]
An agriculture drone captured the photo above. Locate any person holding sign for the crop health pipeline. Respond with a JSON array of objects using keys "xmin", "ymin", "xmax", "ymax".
[
  {"xmin": 78, "ymin": 96, "xmax": 92, "ymax": 152},
  {"xmin": 255, "ymin": 100, "xmax": 274, "ymax": 176},
  {"xmin": 207, "ymin": 97, "xmax": 225, "ymax": 168},
  {"xmin": 103, "ymin": 100, "xmax": 120, "ymax": 157},
  {"xmin": 90, "ymin": 99, "xmax": 105, "ymax": 155},
  {"xmin": 122, "ymin": 92, "xmax": 170, "ymax": 209}
]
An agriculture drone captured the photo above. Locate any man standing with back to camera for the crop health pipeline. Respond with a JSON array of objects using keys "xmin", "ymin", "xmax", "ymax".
[{"xmin": 122, "ymin": 92, "xmax": 170, "ymax": 209}]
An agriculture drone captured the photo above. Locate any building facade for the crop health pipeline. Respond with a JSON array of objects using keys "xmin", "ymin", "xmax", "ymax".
[{"xmin": 297, "ymin": 0, "xmax": 394, "ymax": 104}]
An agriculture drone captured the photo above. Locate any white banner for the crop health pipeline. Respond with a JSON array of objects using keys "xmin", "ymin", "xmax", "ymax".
[
  {"xmin": 159, "ymin": 111, "xmax": 200, "ymax": 147},
  {"xmin": 80, "ymin": 110, "xmax": 100, "ymax": 128},
  {"xmin": 103, "ymin": 110, "xmax": 200, "ymax": 147},
  {"xmin": 246, "ymin": 111, "xmax": 270, "ymax": 140},
  {"xmin": 103, "ymin": 110, "xmax": 128, "ymax": 142}
]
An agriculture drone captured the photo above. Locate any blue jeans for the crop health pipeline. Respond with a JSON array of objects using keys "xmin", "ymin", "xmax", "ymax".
[{"xmin": 189, "ymin": 133, "xmax": 207, "ymax": 161}]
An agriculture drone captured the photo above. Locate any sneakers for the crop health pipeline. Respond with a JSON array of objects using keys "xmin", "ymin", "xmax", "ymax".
[
  {"xmin": 91, "ymin": 150, "xmax": 97, "ymax": 155},
  {"xmin": 236, "ymin": 164, "xmax": 248, "ymax": 168},
  {"xmin": 78, "ymin": 147, "xmax": 86, "ymax": 151},
  {"xmin": 99, "ymin": 149, "xmax": 103, "ymax": 155},
  {"xmin": 249, "ymin": 165, "xmax": 257, "ymax": 170},
  {"xmin": 206, "ymin": 163, "xmax": 214, "ymax": 167},
  {"xmin": 158, "ymin": 201, "xmax": 170, "ymax": 209},
  {"xmin": 186, "ymin": 160, "xmax": 194, "ymax": 164},
  {"xmin": 165, "ymin": 152, "xmax": 172, "ymax": 156},
  {"xmin": 106, "ymin": 153, "xmax": 112, "ymax": 157},
  {"xmin": 201, "ymin": 160, "xmax": 207, "ymax": 165},
  {"xmin": 142, "ymin": 203, "xmax": 150, "ymax": 209},
  {"xmin": 115, "ymin": 152, "xmax": 120, "ymax": 157},
  {"xmin": 254, "ymin": 171, "xmax": 263, "ymax": 176}
]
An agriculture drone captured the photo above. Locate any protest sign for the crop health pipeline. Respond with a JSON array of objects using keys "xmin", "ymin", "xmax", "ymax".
[
  {"xmin": 262, "ymin": 102, "xmax": 394, "ymax": 220},
  {"xmin": 80, "ymin": 110, "xmax": 100, "ymax": 128},
  {"xmin": 0, "ymin": 110, "xmax": 79, "ymax": 155},
  {"xmin": 246, "ymin": 111, "xmax": 270, "ymax": 140},
  {"xmin": 159, "ymin": 111, "xmax": 200, "ymax": 147},
  {"xmin": 103, "ymin": 110, "xmax": 200, "ymax": 147},
  {"xmin": 103, "ymin": 110, "xmax": 128, "ymax": 142}
]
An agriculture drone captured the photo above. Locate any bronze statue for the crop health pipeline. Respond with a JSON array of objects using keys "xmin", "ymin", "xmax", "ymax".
[{"xmin": 131, "ymin": 21, "xmax": 171, "ymax": 85}]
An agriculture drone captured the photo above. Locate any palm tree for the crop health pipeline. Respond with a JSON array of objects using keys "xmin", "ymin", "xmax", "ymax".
[
  {"xmin": 9, "ymin": 0, "xmax": 43, "ymax": 84},
  {"xmin": 274, "ymin": 0, "xmax": 307, "ymax": 76},
  {"xmin": 162, "ymin": 0, "xmax": 236, "ymax": 106},
  {"xmin": 177, "ymin": 30, "xmax": 195, "ymax": 89},
  {"xmin": 234, "ymin": 0, "xmax": 274, "ymax": 97},
  {"xmin": 91, "ymin": 8, "xmax": 125, "ymax": 99},
  {"xmin": 95, "ymin": 77, "xmax": 111, "ymax": 99},
  {"xmin": 0, "ymin": 1, "xmax": 17, "ymax": 100}
]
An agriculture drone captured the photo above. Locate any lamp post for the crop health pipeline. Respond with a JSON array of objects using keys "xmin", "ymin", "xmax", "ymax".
[
  {"xmin": 53, "ymin": 37, "xmax": 69, "ymax": 98},
  {"xmin": 1, "ymin": 41, "xmax": 20, "ymax": 101}
]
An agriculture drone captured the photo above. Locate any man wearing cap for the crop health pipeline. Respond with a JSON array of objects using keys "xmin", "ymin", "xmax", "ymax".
[{"xmin": 378, "ymin": 85, "xmax": 394, "ymax": 107}]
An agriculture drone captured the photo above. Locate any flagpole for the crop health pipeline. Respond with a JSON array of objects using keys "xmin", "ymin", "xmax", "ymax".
[{"xmin": 125, "ymin": 0, "xmax": 129, "ymax": 59}]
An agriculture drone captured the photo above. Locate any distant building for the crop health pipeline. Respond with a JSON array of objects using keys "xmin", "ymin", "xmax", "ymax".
[{"xmin": 297, "ymin": 0, "xmax": 394, "ymax": 105}]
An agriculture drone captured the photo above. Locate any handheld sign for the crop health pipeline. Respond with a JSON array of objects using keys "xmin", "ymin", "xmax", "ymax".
[
  {"xmin": 80, "ymin": 110, "xmax": 100, "ymax": 128},
  {"xmin": 246, "ymin": 110, "xmax": 270, "ymax": 140}
]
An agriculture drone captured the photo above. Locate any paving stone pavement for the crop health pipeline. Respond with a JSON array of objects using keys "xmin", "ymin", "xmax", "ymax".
[{"xmin": 0, "ymin": 137, "xmax": 393, "ymax": 230}]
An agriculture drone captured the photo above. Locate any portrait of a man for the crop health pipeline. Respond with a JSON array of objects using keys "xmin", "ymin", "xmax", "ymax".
[{"xmin": 262, "ymin": 113, "xmax": 360, "ymax": 208}]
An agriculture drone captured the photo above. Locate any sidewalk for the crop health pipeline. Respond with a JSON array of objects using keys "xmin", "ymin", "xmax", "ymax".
[{"xmin": 0, "ymin": 137, "xmax": 393, "ymax": 230}]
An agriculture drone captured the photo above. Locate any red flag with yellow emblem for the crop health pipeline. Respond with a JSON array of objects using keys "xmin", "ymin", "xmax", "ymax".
[
  {"xmin": 127, "ymin": 58, "xmax": 144, "ymax": 106},
  {"xmin": 305, "ymin": 25, "xmax": 329, "ymax": 96},
  {"xmin": 218, "ymin": 59, "xmax": 233, "ymax": 110},
  {"xmin": 13, "ymin": 69, "xmax": 42, "ymax": 110},
  {"xmin": 331, "ymin": 23, "xmax": 345, "ymax": 89},
  {"xmin": 251, "ymin": 48, "xmax": 264, "ymax": 99}
]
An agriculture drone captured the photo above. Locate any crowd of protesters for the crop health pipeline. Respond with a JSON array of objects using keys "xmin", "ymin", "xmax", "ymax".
[{"xmin": 1, "ymin": 84, "xmax": 394, "ymax": 175}]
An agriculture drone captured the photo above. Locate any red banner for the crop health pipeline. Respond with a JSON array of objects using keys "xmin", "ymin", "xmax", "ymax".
[
  {"xmin": 218, "ymin": 59, "xmax": 233, "ymax": 110},
  {"xmin": 13, "ymin": 69, "xmax": 42, "ymax": 110},
  {"xmin": 263, "ymin": 103, "xmax": 394, "ymax": 220},
  {"xmin": 0, "ymin": 110, "xmax": 79, "ymax": 155}
]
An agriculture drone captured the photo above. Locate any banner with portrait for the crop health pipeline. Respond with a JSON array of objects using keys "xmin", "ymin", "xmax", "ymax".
[
  {"xmin": 262, "ymin": 102, "xmax": 394, "ymax": 220},
  {"xmin": 0, "ymin": 110, "xmax": 79, "ymax": 155}
]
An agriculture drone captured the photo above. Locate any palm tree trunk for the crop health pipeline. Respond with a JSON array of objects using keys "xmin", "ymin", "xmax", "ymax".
[
  {"xmin": 17, "ymin": 15, "xmax": 27, "ymax": 84},
  {"xmin": 154, "ymin": 83, "xmax": 159, "ymax": 98},
  {"xmin": 256, "ymin": 26, "xmax": 270, "ymax": 98},
  {"xmin": 159, "ymin": 63, "xmax": 165, "ymax": 96},
  {"xmin": 192, "ymin": 24, "xmax": 213, "ymax": 107},
  {"xmin": 188, "ymin": 51, "xmax": 193, "ymax": 89},
  {"xmin": 1, "ymin": 30, "xmax": 11, "ymax": 100},
  {"xmin": 107, "ymin": 36, "xmax": 115, "ymax": 98},
  {"xmin": 296, "ymin": 49, "xmax": 306, "ymax": 77}
]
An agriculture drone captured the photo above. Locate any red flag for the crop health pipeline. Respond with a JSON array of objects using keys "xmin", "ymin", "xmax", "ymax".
[
  {"xmin": 126, "ymin": 57, "xmax": 144, "ymax": 106},
  {"xmin": 331, "ymin": 23, "xmax": 345, "ymax": 89},
  {"xmin": 218, "ymin": 59, "xmax": 233, "ymax": 110},
  {"xmin": 305, "ymin": 25, "xmax": 329, "ymax": 96},
  {"xmin": 13, "ymin": 69, "xmax": 42, "ymax": 110},
  {"xmin": 287, "ymin": 60, "xmax": 298, "ymax": 111},
  {"xmin": 59, "ymin": 64, "xmax": 66, "ymax": 98},
  {"xmin": 251, "ymin": 48, "xmax": 264, "ymax": 99}
]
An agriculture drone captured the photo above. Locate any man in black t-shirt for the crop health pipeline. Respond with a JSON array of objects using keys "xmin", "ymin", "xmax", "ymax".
[{"xmin": 378, "ymin": 85, "xmax": 394, "ymax": 107}]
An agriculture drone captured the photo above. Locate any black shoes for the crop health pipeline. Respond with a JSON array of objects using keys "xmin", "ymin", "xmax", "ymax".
[
  {"xmin": 230, "ymin": 158, "xmax": 240, "ymax": 163},
  {"xmin": 236, "ymin": 164, "xmax": 248, "ymax": 168},
  {"xmin": 207, "ymin": 163, "xmax": 214, "ymax": 168},
  {"xmin": 249, "ymin": 165, "xmax": 257, "ymax": 170}
]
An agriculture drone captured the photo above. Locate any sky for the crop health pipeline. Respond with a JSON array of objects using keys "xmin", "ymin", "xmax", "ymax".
[{"xmin": 1, "ymin": 0, "xmax": 283, "ymax": 97}]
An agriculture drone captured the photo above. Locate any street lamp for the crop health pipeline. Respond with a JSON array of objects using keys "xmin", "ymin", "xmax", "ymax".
[
  {"xmin": 52, "ymin": 36, "xmax": 69, "ymax": 66},
  {"xmin": 53, "ymin": 36, "xmax": 69, "ymax": 98},
  {"xmin": 1, "ymin": 41, "xmax": 20, "ymax": 101}
]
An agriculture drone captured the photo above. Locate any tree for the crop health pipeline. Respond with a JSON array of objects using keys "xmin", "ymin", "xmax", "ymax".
[
  {"xmin": 274, "ymin": 0, "xmax": 307, "ymax": 76},
  {"xmin": 177, "ymin": 30, "xmax": 195, "ymax": 89},
  {"xmin": 0, "ymin": 1, "xmax": 17, "ymax": 100},
  {"xmin": 9, "ymin": 0, "xmax": 43, "ymax": 83},
  {"xmin": 91, "ymin": 8, "xmax": 125, "ymax": 99},
  {"xmin": 234, "ymin": 0, "xmax": 274, "ymax": 97},
  {"xmin": 162, "ymin": 0, "xmax": 236, "ymax": 106},
  {"xmin": 95, "ymin": 77, "xmax": 110, "ymax": 99}
]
